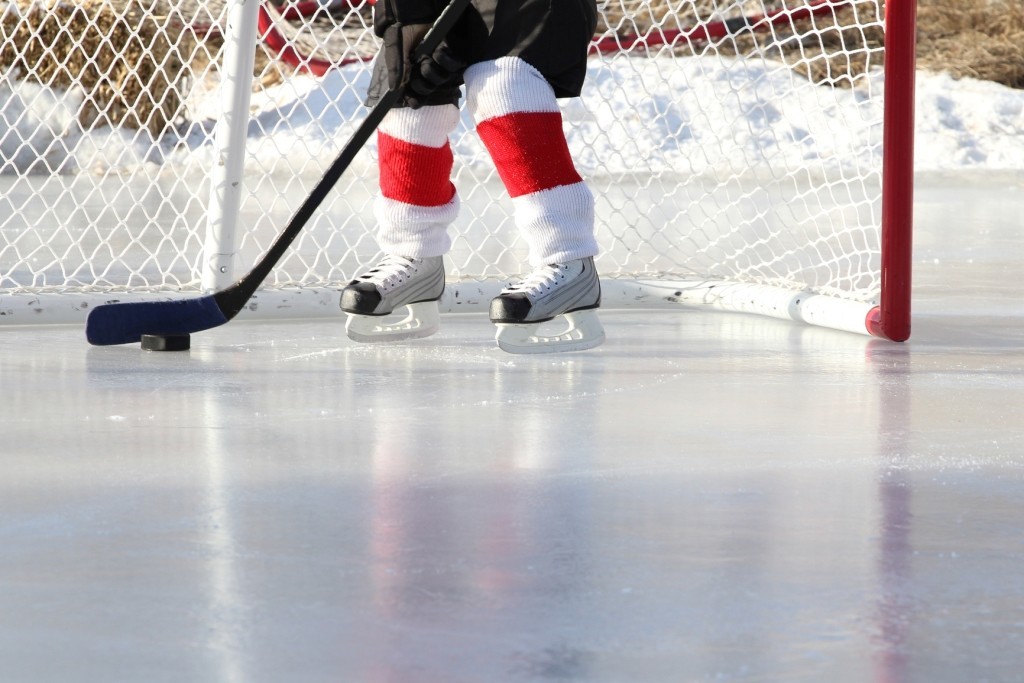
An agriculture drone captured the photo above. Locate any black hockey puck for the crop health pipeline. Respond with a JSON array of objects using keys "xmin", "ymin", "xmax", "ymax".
[{"xmin": 140, "ymin": 333, "xmax": 191, "ymax": 352}]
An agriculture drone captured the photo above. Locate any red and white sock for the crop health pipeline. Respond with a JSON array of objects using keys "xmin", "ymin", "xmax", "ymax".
[
  {"xmin": 464, "ymin": 57, "xmax": 597, "ymax": 266},
  {"xmin": 374, "ymin": 105, "xmax": 460, "ymax": 257}
]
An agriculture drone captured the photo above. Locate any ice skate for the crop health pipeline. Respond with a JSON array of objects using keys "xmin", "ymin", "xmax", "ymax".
[
  {"xmin": 489, "ymin": 256, "xmax": 604, "ymax": 354},
  {"xmin": 340, "ymin": 255, "xmax": 445, "ymax": 342}
]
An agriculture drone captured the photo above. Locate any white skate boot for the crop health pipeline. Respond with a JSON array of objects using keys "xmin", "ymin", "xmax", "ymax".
[
  {"xmin": 489, "ymin": 256, "xmax": 605, "ymax": 354},
  {"xmin": 340, "ymin": 255, "xmax": 445, "ymax": 342}
]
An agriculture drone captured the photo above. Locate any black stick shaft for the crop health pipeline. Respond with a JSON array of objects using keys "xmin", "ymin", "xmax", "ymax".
[{"xmin": 215, "ymin": 0, "xmax": 471, "ymax": 316}]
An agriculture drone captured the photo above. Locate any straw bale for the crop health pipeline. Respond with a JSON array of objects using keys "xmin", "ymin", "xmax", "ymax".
[
  {"xmin": 0, "ymin": 0, "xmax": 193, "ymax": 135},
  {"xmin": 598, "ymin": 0, "xmax": 883, "ymax": 87},
  {"xmin": 917, "ymin": 0, "xmax": 1024, "ymax": 89},
  {"xmin": 601, "ymin": 0, "xmax": 1024, "ymax": 90}
]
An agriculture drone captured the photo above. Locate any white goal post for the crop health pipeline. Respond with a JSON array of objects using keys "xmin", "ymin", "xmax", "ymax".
[{"xmin": 0, "ymin": 0, "xmax": 914, "ymax": 340}]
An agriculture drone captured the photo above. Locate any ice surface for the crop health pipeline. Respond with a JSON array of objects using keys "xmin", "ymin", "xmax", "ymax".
[
  {"xmin": 3, "ymin": 33, "xmax": 1024, "ymax": 683},
  {"xmin": 1, "ymin": 182, "xmax": 1022, "ymax": 682}
]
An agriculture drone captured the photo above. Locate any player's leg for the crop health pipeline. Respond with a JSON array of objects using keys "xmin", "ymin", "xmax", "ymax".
[
  {"xmin": 340, "ymin": 104, "xmax": 459, "ymax": 342},
  {"xmin": 464, "ymin": 57, "xmax": 604, "ymax": 353}
]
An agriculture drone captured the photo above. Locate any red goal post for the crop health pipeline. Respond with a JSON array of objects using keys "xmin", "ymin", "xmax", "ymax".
[{"xmin": 0, "ymin": 0, "xmax": 914, "ymax": 340}]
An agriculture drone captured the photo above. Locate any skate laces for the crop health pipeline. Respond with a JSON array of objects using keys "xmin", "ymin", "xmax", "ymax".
[
  {"xmin": 502, "ymin": 263, "xmax": 574, "ymax": 297},
  {"xmin": 356, "ymin": 254, "xmax": 418, "ymax": 289}
]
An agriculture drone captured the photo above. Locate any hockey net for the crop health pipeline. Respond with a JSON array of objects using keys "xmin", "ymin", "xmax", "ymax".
[{"xmin": 0, "ymin": 0, "xmax": 914, "ymax": 338}]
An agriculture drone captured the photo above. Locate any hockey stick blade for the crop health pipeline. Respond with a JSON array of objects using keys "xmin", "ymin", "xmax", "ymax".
[
  {"xmin": 85, "ymin": 0, "xmax": 471, "ymax": 347},
  {"xmin": 86, "ymin": 295, "xmax": 227, "ymax": 346}
]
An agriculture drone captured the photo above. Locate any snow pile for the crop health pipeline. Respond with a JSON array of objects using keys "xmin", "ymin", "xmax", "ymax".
[
  {"xmin": 913, "ymin": 72, "xmax": 1024, "ymax": 171},
  {"xmin": 3, "ymin": 58, "xmax": 1024, "ymax": 176}
]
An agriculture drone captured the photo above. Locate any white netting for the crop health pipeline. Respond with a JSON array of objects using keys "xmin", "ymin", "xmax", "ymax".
[{"xmin": 0, "ymin": 0, "xmax": 889, "ymax": 321}]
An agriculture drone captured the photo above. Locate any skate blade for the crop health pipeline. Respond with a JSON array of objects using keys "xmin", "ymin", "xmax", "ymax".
[
  {"xmin": 345, "ymin": 301, "xmax": 440, "ymax": 343},
  {"xmin": 494, "ymin": 309, "xmax": 605, "ymax": 354}
]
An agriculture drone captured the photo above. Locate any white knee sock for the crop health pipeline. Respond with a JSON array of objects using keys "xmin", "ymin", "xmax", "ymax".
[
  {"xmin": 374, "ymin": 105, "xmax": 460, "ymax": 257},
  {"xmin": 465, "ymin": 57, "xmax": 598, "ymax": 266}
]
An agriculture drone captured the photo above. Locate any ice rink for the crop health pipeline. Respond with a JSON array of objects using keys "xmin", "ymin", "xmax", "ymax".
[{"xmin": 2, "ymin": 175, "xmax": 1023, "ymax": 682}]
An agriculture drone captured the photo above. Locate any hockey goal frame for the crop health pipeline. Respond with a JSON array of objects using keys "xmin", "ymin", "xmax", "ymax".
[{"xmin": 0, "ymin": 0, "xmax": 915, "ymax": 341}]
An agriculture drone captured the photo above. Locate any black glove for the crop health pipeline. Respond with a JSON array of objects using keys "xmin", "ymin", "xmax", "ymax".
[{"xmin": 382, "ymin": 22, "xmax": 466, "ymax": 109}]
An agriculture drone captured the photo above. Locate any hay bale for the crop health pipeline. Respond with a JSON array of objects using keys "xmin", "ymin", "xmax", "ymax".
[
  {"xmin": 0, "ymin": 0, "xmax": 193, "ymax": 135},
  {"xmin": 598, "ymin": 0, "xmax": 884, "ymax": 88},
  {"xmin": 600, "ymin": 0, "xmax": 1024, "ymax": 91},
  {"xmin": 917, "ymin": 0, "xmax": 1024, "ymax": 89},
  {"xmin": 741, "ymin": 1, "xmax": 885, "ymax": 88}
]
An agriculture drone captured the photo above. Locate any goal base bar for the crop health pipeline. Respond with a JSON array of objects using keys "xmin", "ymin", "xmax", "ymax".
[
  {"xmin": 608, "ymin": 280, "xmax": 884, "ymax": 339},
  {"xmin": 433, "ymin": 279, "xmax": 883, "ymax": 338},
  {"xmin": 2, "ymin": 279, "xmax": 895, "ymax": 340}
]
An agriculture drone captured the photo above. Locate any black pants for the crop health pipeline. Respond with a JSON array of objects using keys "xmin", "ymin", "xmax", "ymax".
[{"xmin": 366, "ymin": 0, "xmax": 598, "ymax": 107}]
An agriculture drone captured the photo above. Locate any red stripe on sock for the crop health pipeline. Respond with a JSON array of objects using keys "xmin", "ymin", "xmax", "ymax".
[
  {"xmin": 378, "ymin": 132, "xmax": 456, "ymax": 207},
  {"xmin": 476, "ymin": 112, "xmax": 583, "ymax": 198}
]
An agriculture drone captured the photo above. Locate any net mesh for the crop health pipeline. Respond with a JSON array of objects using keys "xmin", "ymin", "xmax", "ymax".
[{"xmin": 0, "ymin": 0, "xmax": 887, "ymax": 310}]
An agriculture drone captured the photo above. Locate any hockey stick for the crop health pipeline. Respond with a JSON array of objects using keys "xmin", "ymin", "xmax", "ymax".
[{"xmin": 86, "ymin": 0, "xmax": 471, "ymax": 346}]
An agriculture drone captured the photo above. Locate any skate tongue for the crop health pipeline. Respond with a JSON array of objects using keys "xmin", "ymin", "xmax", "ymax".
[
  {"xmin": 503, "ymin": 263, "xmax": 567, "ymax": 296},
  {"xmin": 356, "ymin": 255, "xmax": 417, "ymax": 287}
]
